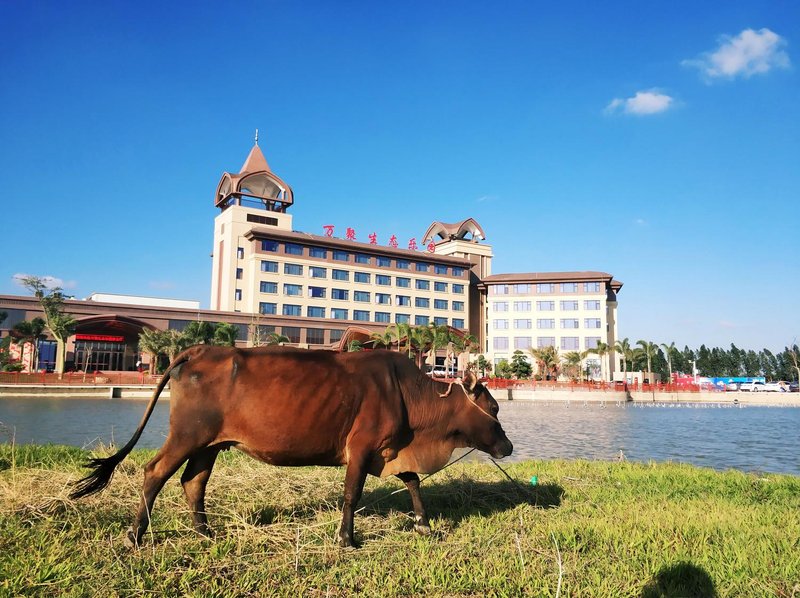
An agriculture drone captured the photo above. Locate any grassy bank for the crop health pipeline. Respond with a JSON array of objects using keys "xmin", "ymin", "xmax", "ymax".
[{"xmin": 1, "ymin": 445, "xmax": 798, "ymax": 597}]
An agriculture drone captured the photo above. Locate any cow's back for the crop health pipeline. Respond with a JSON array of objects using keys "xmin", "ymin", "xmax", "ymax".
[{"xmin": 167, "ymin": 346, "xmax": 406, "ymax": 467}]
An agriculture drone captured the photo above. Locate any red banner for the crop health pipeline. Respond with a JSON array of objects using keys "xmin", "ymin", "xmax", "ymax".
[{"xmin": 75, "ymin": 334, "xmax": 125, "ymax": 342}]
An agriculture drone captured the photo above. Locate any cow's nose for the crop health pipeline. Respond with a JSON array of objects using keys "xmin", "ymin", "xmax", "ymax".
[{"xmin": 492, "ymin": 438, "xmax": 513, "ymax": 459}]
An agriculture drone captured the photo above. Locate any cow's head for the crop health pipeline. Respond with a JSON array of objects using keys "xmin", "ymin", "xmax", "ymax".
[{"xmin": 451, "ymin": 371, "xmax": 513, "ymax": 459}]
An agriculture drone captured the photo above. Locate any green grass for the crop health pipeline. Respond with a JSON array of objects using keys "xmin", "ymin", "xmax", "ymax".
[{"xmin": 1, "ymin": 444, "xmax": 798, "ymax": 597}]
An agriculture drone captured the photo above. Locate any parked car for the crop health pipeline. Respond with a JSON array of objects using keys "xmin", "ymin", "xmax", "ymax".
[
  {"xmin": 738, "ymin": 381, "xmax": 765, "ymax": 392},
  {"xmin": 740, "ymin": 381, "xmax": 788, "ymax": 392},
  {"xmin": 789, "ymin": 382, "xmax": 799, "ymax": 393},
  {"xmin": 763, "ymin": 381, "xmax": 789, "ymax": 392}
]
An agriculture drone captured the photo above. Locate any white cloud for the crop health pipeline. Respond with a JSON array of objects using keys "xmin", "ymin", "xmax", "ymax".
[
  {"xmin": 12, "ymin": 273, "xmax": 74, "ymax": 290},
  {"xmin": 475, "ymin": 195, "xmax": 498, "ymax": 203},
  {"xmin": 683, "ymin": 28, "xmax": 790, "ymax": 80},
  {"xmin": 606, "ymin": 90, "xmax": 674, "ymax": 116}
]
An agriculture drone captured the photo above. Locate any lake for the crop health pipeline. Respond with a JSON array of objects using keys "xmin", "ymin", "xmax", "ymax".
[{"xmin": 1, "ymin": 397, "xmax": 798, "ymax": 475}]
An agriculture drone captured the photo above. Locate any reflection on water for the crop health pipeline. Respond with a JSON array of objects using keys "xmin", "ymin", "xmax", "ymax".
[{"xmin": 0, "ymin": 397, "xmax": 798, "ymax": 475}]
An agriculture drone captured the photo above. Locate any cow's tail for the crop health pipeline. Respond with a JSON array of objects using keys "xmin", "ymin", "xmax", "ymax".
[{"xmin": 69, "ymin": 348, "xmax": 198, "ymax": 500}]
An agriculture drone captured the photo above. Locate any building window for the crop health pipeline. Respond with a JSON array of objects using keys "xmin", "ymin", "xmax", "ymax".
[
  {"xmin": 333, "ymin": 250, "xmax": 349, "ymax": 261},
  {"xmin": 415, "ymin": 262, "xmax": 429, "ymax": 272},
  {"xmin": 332, "ymin": 289, "xmax": 349, "ymax": 301},
  {"xmin": 514, "ymin": 319, "xmax": 532, "ymax": 329},
  {"xmin": 584, "ymin": 282, "xmax": 601, "ymax": 292},
  {"xmin": 376, "ymin": 293, "xmax": 391, "ymax": 305},
  {"xmin": 415, "ymin": 279, "xmax": 430, "ymax": 290},
  {"xmin": 537, "ymin": 301, "xmax": 555, "ymax": 311},
  {"xmin": 434, "ymin": 299, "xmax": 448, "ymax": 310},
  {"xmin": 396, "ymin": 314, "xmax": 411, "ymax": 324},
  {"xmin": 396, "ymin": 295, "xmax": 411, "ymax": 306},
  {"xmin": 377, "ymin": 257, "xmax": 391, "ymax": 267},
  {"xmin": 332, "ymin": 269, "xmax": 349, "ymax": 281},
  {"xmin": 513, "ymin": 301, "xmax": 531, "ymax": 311},
  {"xmin": 433, "ymin": 316, "xmax": 447, "ymax": 326},
  {"xmin": 452, "ymin": 284, "xmax": 464, "ymax": 294},
  {"xmin": 283, "ymin": 304, "xmax": 301, "ymax": 317},
  {"xmin": 285, "ymin": 243, "xmax": 304, "ymax": 256},
  {"xmin": 235, "ymin": 268, "xmax": 243, "ymax": 280},
  {"xmin": 375, "ymin": 312, "xmax": 391, "ymax": 323},
  {"xmin": 560, "ymin": 300, "xmax": 579, "ymax": 311},
  {"xmin": 261, "ymin": 260, "xmax": 278, "ymax": 273},
  {"xmin": 353, "ymin": 310, "xmax": 370, "ymax": 321},
  {"xmin": 537, "ymin": 319, "xmax": 555, "ymax": 329},
  {"xmin": 284, "ymin": 284, "xmax": 303, "ymax": 296},
  {"xmin": 283, "ymin": 326, "xmax": 301, "ymax": 343},
  {"xmin": 355, "ymin": 272, "xmax": 371, "ymax": 283},
  {"xmin": 247, "ymin": 214, "xmax": 278, "ymax": 226},
  {"xmin": 585, "ymin": 337, "xmax": 601, "ymax": 349},
  {"xmin": 514, "ymin": 337, "xmax": 532, "ymax": 350},
  {"xmin": 309, "ymin": 247, "xmax": 327, "ymax": 259},
  {"xmin": 259, "ymin": 302, "xmax": 277, "ymax": 315},
  {"xmin": 560, "ymin": 282, "xmax": 578, "ymax": 293},
  {"xmin": 415, "ymin": 315, "xmax": 429, "ymax": 326},
  {"xmin": 493, "ymin": 285, "xmax": 509, "ymax": 295},
  {"xmin": 307, "ymin": 306, "xmax": 325, "ymax": 318},
  {"xmin": 537, "ymin": 336, "xmax": 555, "ymax": 348},
  {"xmin": 261, "ymin": 240, "xmax": 279, "ymax": 252},
  {"xmin": 234, "ymin": 289, "xmax": 242, "ymax": 301},
  {"xmin": 236, "ymin": 247, "xmax": 244, "ymax": 259},
  {"xmin": 452, "ymin": 267, "xmax": 464, "ymax": 277},
  {"xmin": 434, "ymin": 281, "xmax": 447, "ymax": 292},
  {"xmin": 512, "ymin": 284, "xmax": 531, "ymax": 294},
  {"xmin": 434, "ymin": 265, "xmax": 448, "ymax": 275},
  {"xmin": 308, "ymin": 286, "xmax": 326, "ymax": 299},
  {"xmin": 561, "ymin": 336, "xmax": 580, "ymax": 350},
  {"xmin": 376, "ymin": 275, "xmax": 391, "ymax": 285},
  {"xmin": 536, "ymin": 283, "xmax": 555, "ymax": 293},
  {"xmin": 310, "ymin": 266, "xmax": 327, "ymax": 279},
  {"xmin": 354, "ymin": 291, "xmax": 370, "ymax": 302},
  {"xmin": 585, "ymin": 318, "xmax": 602, "ymax": 329},
  {"xmin": 585, "ymin": 300, "xmax": 601, "ymax": 310},
  {"xmin": 561, "ymin": 319, "xmax": 579, "ymax": 329},
  {"xmin": 452, "ymin": 301, "xmax": 464, "ymax": 311},
  {"xmin": 355, "ymin": 254, "xmax": 371, "ymax": 264},
  {"xmin": 330, "ymin": 329, "xmax": 344, "ymax": 343},
  {"xmin": 331, "ymin": 308, "xmax": 349, "ymax": 320},
  {"xmin": 306, "ymin": 328, "xmax": 325, "ymax": 344},
  {"xmin": 494, "ymin": 319, "xmax": 509, "ymax": 329},
  {"xmin": 494, "ymin": 337, "xmax": 509, "ymax": 350},
  {"xmin": 396, "ymin": 277, "xmax": 410, "ymax": 288},
  {"xmin": 260, "ymin": 281, "xmax": 277, "ymax": 294},
  {"xmin": 284, "ymin": 263, "xmax": 303, "ymax": 276},
  {"xmin": 396, "ymin": 260, "xmax": 410, "ymax": 270},
  {"xmin": 415, "ymin": 297, "xmax": 430, "ymax": 308},
  {"xmin": 452, "ymin": 318, "xmax": 465, "ymax": 329},
  {"xmin": 493, "ymin": 302, "xmax": 509, "ymax": 312}
]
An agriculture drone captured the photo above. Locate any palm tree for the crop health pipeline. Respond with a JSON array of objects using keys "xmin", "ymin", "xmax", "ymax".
[
  {"xmin": 265, "ymin": 331, "xmax": 290, "ymax": 346},
  {"xmin": 636, "ymin": 340, "xmax": 659, "ymax": 383},
  {"xmin": 369, "ymin": 329, "xmax": 395, "ymax": 350},
  {"xmin": 346, "ymin": 340, "xmax": 363, "ymax": 352},
  {"xmin": 213, "ymin": 322, "xmax": 239, "ymax": 346},
  {"xmin": 562, "ymin": 351, "xmax": 583, "ymax": 381},
  {"xmin": 660, "ymin": 341, "xmax": 676, "ymax": 383},
  {"xmin": 12, "ymin": 317, "xmax": 46, "ymax": 372},
  {"xmin": 614, "ymin": 338, "xmax": 632, "ymax": 378},
  {"xmin": 408, "ymin": 326, "xmax": 433, "ymax": 367},
  {"xmin": 181, "ymin": 321, "xmax": 216, "ymax": 346},
  {"xmin": 527, "ymin": 345, "xmax": 560, "ymax": 380},
  {"xmin": 389, "ymin": 323, "xmax": 411, "ymax": 355},
  {"xmin": 138, "ymin": 328, "xmax": 172, "ymax": 375},
  {"xmin": 589, "ymin": 341, "xmax": 610, "ymax": 381}
]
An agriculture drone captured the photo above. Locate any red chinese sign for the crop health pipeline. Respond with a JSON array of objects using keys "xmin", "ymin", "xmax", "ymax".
[
  {"xmin": 75, "ymin": 334, "xmax": 125, "ymax": 342},
  {"xmin": 321, "ymin": 227, "xmax": 436, "ymax": 253}
]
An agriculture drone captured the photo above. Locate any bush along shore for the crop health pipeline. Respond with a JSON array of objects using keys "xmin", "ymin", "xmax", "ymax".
[{"xmin": 1, "ymin": 445, "xmax": 798, "ymax": 597}]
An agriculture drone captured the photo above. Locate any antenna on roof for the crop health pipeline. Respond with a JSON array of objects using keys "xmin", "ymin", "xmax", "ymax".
[{"xmin": 254, "ymin": 128, "xmax": 259, "ymax": 146}]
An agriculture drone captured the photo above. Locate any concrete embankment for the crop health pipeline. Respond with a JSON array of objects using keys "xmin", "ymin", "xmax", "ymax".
[
  {"xmin": 0, "ymin": 385, "xmax": 167, "ymax": 400},
  {"xmin": 497, "ymin": 387, "xmax": 800, "ymax": 406}
]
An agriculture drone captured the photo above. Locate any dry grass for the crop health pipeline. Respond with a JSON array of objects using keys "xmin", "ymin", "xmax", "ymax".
[{"xmin": 1, "ymin": 444, "xmax": 799, "ymax": 597}]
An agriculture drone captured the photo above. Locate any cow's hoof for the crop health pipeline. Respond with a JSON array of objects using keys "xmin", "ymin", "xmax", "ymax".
[
  {"xmin": 338, "ymin": 535, "xmax": 358, "ymax": 549},
  {"xmin": 414, "ymin": 523, "xmax": 432, "ymax": 536},
  {"xmin": 123, "ymin": 527, "xmax": 140, "ymax": 550},
  {"xmin": 195, "ymin": 525, "xmax": 215, "ymax": 539}
]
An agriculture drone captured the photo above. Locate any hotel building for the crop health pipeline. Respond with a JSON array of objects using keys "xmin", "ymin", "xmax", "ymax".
[{"xmin": 0, "ymin": 139, "xmax": 623, "ymax": 378}]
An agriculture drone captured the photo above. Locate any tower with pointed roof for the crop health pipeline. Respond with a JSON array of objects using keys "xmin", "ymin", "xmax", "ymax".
[{"xmin": 211, "ymin": 136, "xmax": 295, "ymax": 311}]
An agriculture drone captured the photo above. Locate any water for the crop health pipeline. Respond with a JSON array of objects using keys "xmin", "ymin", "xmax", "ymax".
[{"xmin": 1, "ymin": 397, "xmax": 798, "ymax": 475}]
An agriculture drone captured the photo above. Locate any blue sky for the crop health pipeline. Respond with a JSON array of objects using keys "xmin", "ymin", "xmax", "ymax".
[{"xmin": 1, "ymin": 1, "xmax": 797, "ymax": 352}]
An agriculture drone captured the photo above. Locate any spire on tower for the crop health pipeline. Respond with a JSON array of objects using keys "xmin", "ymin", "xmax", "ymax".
[{"xmin": 254, "ymin": 128, "xmax": 259, "ymax": 146}]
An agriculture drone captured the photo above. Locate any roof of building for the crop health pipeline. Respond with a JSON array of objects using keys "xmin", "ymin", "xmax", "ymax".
[
  {"xmin": 240, "ymin": 143, "xmax": 270, "ymax": 174},
  {"xmin": 422, "ymin": 218, "xmax": 486, "ymax": 244},
  {"xmin": 482, "ymin": 271, "xmax": 623, "ymax": 289},
  {"xmin": 243, "ymin": 227, "xmax": 474, "ymax": 268},
  {"xmin": 215, "ymin": 142, "xmax": 294, "ymax": 209}
]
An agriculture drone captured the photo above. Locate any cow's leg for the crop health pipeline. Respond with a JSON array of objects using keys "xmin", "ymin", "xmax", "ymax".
[
  {"xmin": 125, "ymin": 439, "xmax": 195, "ymax": 548},
  {"xmin": 396, "ymin": 472, "xmax": 431, "ymax": 535},
  {"xmin": 338, "ymin": 457, "xmax": 368, "ymax": 548},
  {"xmin": 180, "ymin": 446, "xmax": 220, "ymax": 538}
]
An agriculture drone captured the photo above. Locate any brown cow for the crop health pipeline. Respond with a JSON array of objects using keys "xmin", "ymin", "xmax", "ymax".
[{"xmin": 70, "ymin": 345, "xmax": 513, "ymax": 548}]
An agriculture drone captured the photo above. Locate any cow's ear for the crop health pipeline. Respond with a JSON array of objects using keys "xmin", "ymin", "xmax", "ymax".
[{"xmin": 462, "ymin": 370, "xmax": 478, "ymax": 393}]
